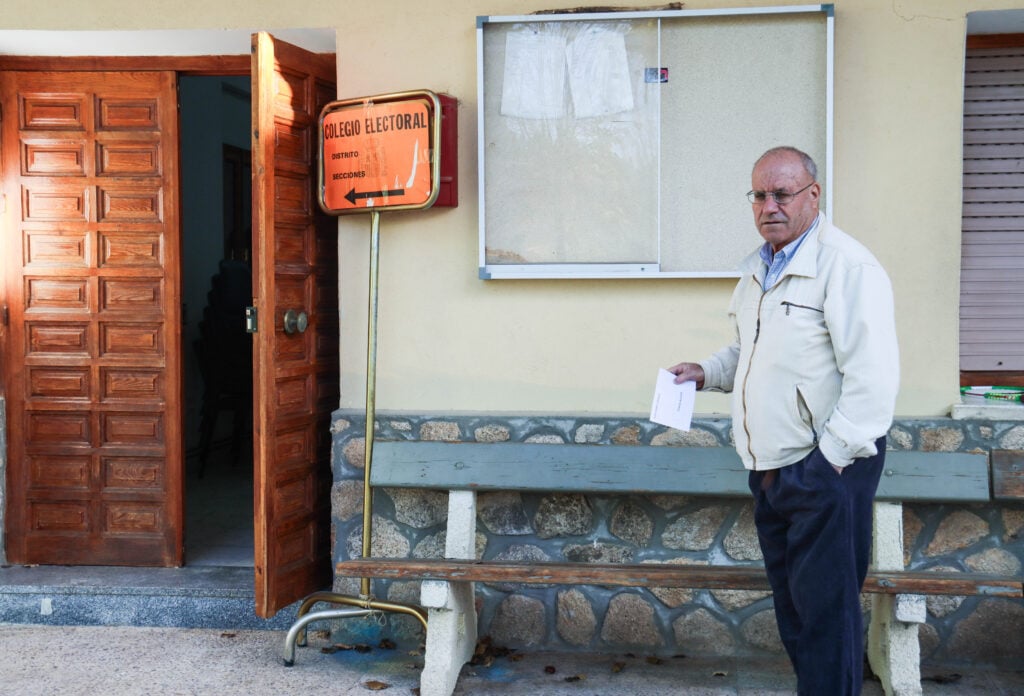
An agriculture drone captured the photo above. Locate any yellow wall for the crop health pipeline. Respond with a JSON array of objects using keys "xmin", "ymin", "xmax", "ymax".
[{"xmin": 3, "ymin": 0, "xmax": 1020, "ymax": 417}]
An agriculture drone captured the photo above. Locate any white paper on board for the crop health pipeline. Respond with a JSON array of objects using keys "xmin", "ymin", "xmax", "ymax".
[
  {"xmin": 566, "ymin": 27, "xmax": 634, "ymax": 119},
  {"xmin": 501, "ymin": 31, "xmax": 567, "ymax": 119}
]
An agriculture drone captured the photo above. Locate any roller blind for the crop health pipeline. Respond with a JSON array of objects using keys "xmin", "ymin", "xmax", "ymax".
[{"xmin": 961, "ymin": 46, "xmax": 1024, "ymax": 371}]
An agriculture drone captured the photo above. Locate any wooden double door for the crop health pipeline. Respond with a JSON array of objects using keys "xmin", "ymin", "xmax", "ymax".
[{"xmin": 0, "ymin": 34, "xmax": 337, "ymax": 617}]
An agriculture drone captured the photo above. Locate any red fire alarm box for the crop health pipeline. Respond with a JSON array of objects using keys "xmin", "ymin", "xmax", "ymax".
[{"xmin": 434, "ymin": 93, "xmax": 458, "ymax": 208}]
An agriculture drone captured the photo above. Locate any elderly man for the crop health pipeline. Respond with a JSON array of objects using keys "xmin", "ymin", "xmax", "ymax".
[{"xmin": 670, "ymin": 146, "xmax": 899, "ymax": 696}]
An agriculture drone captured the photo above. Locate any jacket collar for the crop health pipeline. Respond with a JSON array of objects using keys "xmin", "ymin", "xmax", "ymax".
[{"xmin": 739, "ymin": 212, "xmax": 825, "ymax": 282}]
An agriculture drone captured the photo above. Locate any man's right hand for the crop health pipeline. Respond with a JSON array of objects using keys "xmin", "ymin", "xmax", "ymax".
[{"xmin": 667, "ymin": 362, "xmax": 705, "ymax": 390}]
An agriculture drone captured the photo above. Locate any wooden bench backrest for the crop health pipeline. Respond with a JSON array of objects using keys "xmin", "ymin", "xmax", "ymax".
[
  {"xmin": 992, "ymin": 449, "xmax": 1024, "ymax": 501},
  {"xmin": 370, "ymin": 441, "xmax": 992, "ymax": 502}
]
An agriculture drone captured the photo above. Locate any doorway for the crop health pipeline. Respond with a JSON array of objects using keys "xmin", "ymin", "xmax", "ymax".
[
  {"xmin": 0, "ymin": 33, "xmax": 338, "ymax": 617},
  {"xmin": 178, "ymin": 75, "xmax": 254, "ymax": 567}
]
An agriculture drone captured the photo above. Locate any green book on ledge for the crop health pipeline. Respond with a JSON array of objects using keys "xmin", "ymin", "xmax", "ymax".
[{"xmin": 960, "ymin": 386, "xmax": 1024, "ymax": 401}]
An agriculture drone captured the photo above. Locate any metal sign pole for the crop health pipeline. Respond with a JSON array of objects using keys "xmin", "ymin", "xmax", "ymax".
[{"xmin": 360, "ymin": 209, "xmax": 381, "ymax": 595}]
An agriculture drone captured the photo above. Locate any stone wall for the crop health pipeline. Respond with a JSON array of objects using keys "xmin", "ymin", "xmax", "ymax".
[{"xmin": 330, "ymin": 411, "xmax": 1024, "ymax": 667}]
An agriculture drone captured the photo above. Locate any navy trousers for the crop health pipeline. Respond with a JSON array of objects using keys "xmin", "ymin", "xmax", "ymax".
[{"xmin": 748, "ymin": 437, "xmax": 886, "ymax": 696}]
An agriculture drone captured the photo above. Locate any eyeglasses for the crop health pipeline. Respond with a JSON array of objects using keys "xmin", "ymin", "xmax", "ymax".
[{"xmin": 746, "ymin": 181, "xmax": 815, "ymax": 205}]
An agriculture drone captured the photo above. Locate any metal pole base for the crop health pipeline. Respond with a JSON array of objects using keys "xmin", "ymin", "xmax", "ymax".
[
  {"xmin": 282, "ymin": 607, "xmax": 373, "ymax": 666},
  {"xmin": 286, "ymin": 590, "xmax": 429, "ymax": 653}
]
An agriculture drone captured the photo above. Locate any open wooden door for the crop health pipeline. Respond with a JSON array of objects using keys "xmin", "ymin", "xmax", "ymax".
[
  {"xmin": 0, "ymin": 71, "xmax": 183, "ymax": 566},
  {"xmin": 251, "ymin": 33, "xmax": 339, "ymax": 617}
]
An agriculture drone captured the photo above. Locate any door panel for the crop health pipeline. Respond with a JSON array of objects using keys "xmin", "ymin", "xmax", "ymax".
[
  {"xmin": 251, "ymin": 33, "xmax": 338, "ymax": 617},
  {"xmin": 1, "ymin": 71, "xmax": 182, "ymax": 566}
]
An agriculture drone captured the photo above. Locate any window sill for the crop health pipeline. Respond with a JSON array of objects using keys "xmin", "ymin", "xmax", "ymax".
[{"xmin": 951, "ymin": 394, "xmax": 1024, "ymax": 421}]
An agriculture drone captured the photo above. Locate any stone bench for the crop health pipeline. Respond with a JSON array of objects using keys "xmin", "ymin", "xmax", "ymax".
[{"xmin": 329, "ymin": 441, "xmax": 1022, "ymax": 696}]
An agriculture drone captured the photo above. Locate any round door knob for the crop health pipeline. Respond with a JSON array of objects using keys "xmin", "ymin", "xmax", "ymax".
[{"xmin": 283, "ymin": 309, "xmax": 308, "ymax": 334}]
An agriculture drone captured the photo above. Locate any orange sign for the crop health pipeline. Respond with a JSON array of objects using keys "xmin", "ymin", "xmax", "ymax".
[{"xmin": 319, "ymin": 93, "xmax": 439, "ymax": 213}]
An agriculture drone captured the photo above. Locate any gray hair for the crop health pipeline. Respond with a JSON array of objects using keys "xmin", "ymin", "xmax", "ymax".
[{"xmin": 754, "ymin": 146, "xmax": 818, "ymax": 181}]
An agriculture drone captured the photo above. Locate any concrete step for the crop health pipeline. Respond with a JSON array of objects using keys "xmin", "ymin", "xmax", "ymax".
[{"xmin": 0, "ymin": 564, "xmax": 302, "ymax": 630}]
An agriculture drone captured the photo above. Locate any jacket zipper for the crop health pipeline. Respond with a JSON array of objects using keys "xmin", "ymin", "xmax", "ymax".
[{"xmin": 741, "ymin": 288, "xmax": 768, "ymax": 471}]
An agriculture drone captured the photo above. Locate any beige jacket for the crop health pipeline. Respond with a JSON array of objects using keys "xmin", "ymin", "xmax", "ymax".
[{"xmin": 700, "ymin": 215, "xmax": 899, "ymax": 470}]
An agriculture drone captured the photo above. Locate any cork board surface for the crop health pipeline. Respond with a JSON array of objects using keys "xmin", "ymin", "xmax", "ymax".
[{"xmin": 479, "ymin": 9, "xmax": 829, "ymax": 276}]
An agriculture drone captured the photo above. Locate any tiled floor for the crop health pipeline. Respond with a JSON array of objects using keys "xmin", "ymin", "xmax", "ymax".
[{"xmin": 185, "ymin": 443, "xmax": 254, "ymax": 567}]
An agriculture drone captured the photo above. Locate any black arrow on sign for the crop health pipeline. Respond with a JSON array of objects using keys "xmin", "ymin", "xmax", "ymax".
[{"xmin": 345, "ymin": 187, "xmax": 405, "ymax": 205}]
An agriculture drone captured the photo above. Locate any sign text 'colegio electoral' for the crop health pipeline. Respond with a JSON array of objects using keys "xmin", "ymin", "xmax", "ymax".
[{"xmin": 319, "ymin": 92, "xmax": 441, "ymax": 213}]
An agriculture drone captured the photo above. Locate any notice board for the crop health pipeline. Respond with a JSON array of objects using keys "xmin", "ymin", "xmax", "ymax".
[{"xmin": 477, "ymin": 5, "xmax": 834, "ymax": 279}]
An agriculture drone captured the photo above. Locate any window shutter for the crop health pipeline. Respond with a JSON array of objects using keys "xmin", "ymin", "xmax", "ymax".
[{"xmin": 961, "ymin": 47, "xmax": 1024, "ymax": 371}]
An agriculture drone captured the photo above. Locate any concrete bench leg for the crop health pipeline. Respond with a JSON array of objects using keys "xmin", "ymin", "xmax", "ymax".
[
  {"xmin": 420, "ymin": 579, "xmax": 477, "ymax": 696},
  {"xmin": 868, "ymin": 501, "xmax": 924, "ymax": 696},
  {"xmin": 419, "ymin": 490, "xmax": 478, "ymax": 696}
]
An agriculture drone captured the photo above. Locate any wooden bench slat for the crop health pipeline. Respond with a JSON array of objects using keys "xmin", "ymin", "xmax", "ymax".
[
  {"xmin": 339, "ymin": 559, "xmax": 1023, "ymax": 598},
  {"xmin": 877, "ymin": 450, "xmax": 991, "ymax": 501},
  {"xmin": 342, "ymin": 559, "xmax": 771, "ymax": 590},
  {"xmin": 992, "ymin": 449, "xmax": 1024, "ymax": 501},
  {"xmin": 371, "ymin": 441, "xmax": 992, "ymax": 502},
  {"xmin": 865, "ymin": 571, "xmax": 1023, "ymax": 597},
  {"xmin": 374, "ymin": 441, "xmax": 749, "ymax": 496}
]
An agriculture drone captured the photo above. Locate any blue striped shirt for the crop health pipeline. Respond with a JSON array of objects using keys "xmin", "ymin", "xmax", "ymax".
[{"xmin": 760, "ymin": 215, "xmax": 820, "ymax": 291}]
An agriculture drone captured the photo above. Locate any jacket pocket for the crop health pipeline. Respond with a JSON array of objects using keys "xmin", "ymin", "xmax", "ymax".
[
  {"xmin": 795, "ymin": 384, "xmax": 818, "ymax": 445},
  {"xmin": 781, "ymin": 300, "xmax": 824, "ymax": 315}
]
